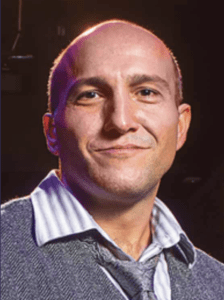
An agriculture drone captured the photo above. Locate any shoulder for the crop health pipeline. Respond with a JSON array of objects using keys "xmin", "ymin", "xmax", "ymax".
[
  {"xmin": 190, "ymin": 248, "xmax": 224, "ymax": 297},
  {"xmin": 1, "ymin": 197, "xmax": 33, "ymax": 226},
  {"xmin": 1, "ymin": 196, "xmax": 32, "ymax": 211},
  {"xmin": 165, "ymin": 245, "xmax": 224, "ymax": 299},
  {"xmin": 194, "ymin": 248, "xmax": 224, "ymax": 274},
  {"xmin": 1, "ymin": 197, "xmax": 34, "ymax": 245}
]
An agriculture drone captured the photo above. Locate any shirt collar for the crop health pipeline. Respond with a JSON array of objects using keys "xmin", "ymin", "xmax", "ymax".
[
  {"xmin": 31, "ymin": 170, "xmax": 196, "ymax": 266},
  {"xmin": 31, "ymin": 170, "xmax": 113, "ymax": 247}
]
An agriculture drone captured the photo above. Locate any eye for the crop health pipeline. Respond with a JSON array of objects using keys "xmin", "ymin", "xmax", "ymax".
[
  {"xmin": 138, "ymin": 89, "xmax": 155, "ymax": 97},
  {"xmin": 73, "ymin": 90, "xmax": 104, "ymax": 106},
  {"xmin": 135, "ymin": 88, "xmax": 159, "ymax": 103},
  {"xmin": 77, "ymin": 91, "xmax": 99, "ymax": 100}
]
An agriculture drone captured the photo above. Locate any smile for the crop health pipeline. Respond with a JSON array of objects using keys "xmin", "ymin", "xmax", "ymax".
[{"xmin": 94, "ymin": 144, "xmax": 150, "ymax": 158}]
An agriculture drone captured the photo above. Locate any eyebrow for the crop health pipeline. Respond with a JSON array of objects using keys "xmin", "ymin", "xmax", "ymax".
[
  {"xmin": 127, "ymin": 74, "xmax": 171, "ymax": 93},
  {"xmin": 72, "ymin": 77, "xmax": 109, "ymax": 89},
  {"xmin": 67, "ymin": 77, "xmax": 112, "ymax": 98},
  {"xmin": 68, "ymin": 74, "xmax": 171, "ymax": 99}
]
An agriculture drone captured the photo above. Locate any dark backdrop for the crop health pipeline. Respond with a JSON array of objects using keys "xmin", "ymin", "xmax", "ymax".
[{"xmin": 2, "ymin": 0, "xmax": 224, "ymax": 262}]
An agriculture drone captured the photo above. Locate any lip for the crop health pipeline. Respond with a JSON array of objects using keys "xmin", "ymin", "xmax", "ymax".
[
  {"xmin": 93, "ymin": 144, "xmax": 150, "ymax": 157},
  {"xmin": 95, "ymin": 144, "xmax": 149, "ymax": 150}
]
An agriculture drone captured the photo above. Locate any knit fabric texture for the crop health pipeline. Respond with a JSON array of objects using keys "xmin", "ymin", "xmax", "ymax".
[
  {"xmin": 95, "ymin": 244, "xmax": 159, "ymax": 300},
  {"xmin": 2, "ymin": 197, "xmax": 224, "ymax": 300}
]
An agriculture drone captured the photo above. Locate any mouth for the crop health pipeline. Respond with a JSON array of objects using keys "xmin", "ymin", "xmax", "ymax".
[{"xmin": 94, "ymin": 144, "xmax": 150, "ymax": 157}]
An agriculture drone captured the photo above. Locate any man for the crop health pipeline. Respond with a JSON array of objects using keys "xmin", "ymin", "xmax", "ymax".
[{"xmin": 1, "ymin": 19, "xmax": 224, "ymax": 300}]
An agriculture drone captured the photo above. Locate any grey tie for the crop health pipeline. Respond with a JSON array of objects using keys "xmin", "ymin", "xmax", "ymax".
[{"xmin": 96, "ymin": 245, "xmax": 159, "ymax": 300}]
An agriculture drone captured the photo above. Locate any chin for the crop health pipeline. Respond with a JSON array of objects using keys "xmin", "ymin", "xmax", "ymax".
[{"xmin": 88, "ymin": 168, "xmax": 161, "ymax": 203}]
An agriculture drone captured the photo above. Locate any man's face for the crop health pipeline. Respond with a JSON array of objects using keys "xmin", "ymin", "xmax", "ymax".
[{"xmin": 45, "ymin": 23, "xmax": 190, "ymax": 204}]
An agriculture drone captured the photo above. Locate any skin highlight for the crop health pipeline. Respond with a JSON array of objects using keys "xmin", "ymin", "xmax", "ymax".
[
  {"xmin": 43, "ymin": 21, "xmax": 191, "ymax": 260},
  {"xmin": 48, "ymin": 20, "xmax": 183, "ymax": 115}
]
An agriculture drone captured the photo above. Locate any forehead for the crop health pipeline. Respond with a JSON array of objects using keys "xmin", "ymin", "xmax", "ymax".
[
  {"xmin": 55, "ymin": 23, "xmax": 176, "ymax": 109},
  {"xmin": 71, "ymin": 23, "xmax": 174, "ymax": 76}
]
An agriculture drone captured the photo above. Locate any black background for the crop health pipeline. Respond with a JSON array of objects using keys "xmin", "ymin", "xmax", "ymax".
[{"xmin": 2, "ymin": 0, "xmax": 224, "ymax": 261}]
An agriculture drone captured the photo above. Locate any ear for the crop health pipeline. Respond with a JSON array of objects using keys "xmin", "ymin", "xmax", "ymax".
[
  {"xmin": 43, "ymin": 113, "xmax": 59, "ymax": 156},
  {"xmin": 176, "ymin": 103, "xmax": 191, "ymax": 151}
]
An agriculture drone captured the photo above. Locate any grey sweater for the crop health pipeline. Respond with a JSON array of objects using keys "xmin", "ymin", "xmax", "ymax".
[{"xmin": 1, "ymin": 198, "xmax": 224, "ymax": 300}]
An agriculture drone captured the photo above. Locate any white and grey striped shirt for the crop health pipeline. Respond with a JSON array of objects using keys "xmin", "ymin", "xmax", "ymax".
[{"xmin": 31, "ymin": 170, "xmax": 196, "ymax": 300}]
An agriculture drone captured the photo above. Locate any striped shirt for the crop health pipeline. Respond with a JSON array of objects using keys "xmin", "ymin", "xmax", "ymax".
[{"xmin": 31, "ymin": 170, "xmax": 196, "ymax": 300}]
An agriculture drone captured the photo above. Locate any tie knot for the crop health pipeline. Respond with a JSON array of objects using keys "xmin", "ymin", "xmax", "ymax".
[{"xmin": 96, "ymin": 244, "xmax": 159, "ymax": 300}]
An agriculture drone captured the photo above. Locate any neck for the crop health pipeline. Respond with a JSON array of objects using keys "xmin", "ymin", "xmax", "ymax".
[
  {"xmin": 60, "ymin": 171, "xmax": 159, "ymax": 260},
  {"xmin": 93, "ymin": 199, "xmax": 155, "ymax": 260}
]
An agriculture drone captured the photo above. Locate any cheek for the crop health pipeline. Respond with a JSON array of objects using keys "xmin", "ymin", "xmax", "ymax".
[
  {"xmin": 138, "ymin": 105, "xmax": 179, "ymax": 140},
  {"xmin": 158, "ymin": 114, "xmax": 179, "ymax": 150},
  {"xmin": 56, "ymin": 107, "xmax": 104, "ymax": 151}
]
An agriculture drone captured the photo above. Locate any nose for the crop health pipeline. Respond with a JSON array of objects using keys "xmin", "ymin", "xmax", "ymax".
[{"xmin": 103, "ymin": 90, "xmax": 139, "ymax": 135}]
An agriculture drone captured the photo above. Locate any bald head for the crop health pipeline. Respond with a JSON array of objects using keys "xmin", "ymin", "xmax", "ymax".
[{"xmin": 48, "ymin": 20, "xmax": 182, "ymax": 115}]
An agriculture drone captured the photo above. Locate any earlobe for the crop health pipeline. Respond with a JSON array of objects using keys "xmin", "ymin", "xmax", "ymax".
[
  {"xmin": 43, "ymin": 113, "xmax": 59, "ymax": 156},
  {"xmin": 176, "ymin": 103, "xmax": 191, "ymax": 151}
]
